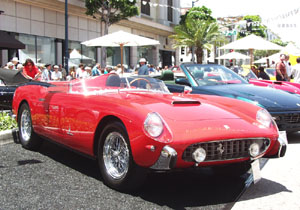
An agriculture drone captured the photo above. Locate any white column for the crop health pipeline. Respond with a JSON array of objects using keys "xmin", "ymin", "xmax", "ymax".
[
  {"xmin": 130, "ymin": 46, "xmax": 138, "ymax": 67},
  {"xmin": 56, "ymin": 41, "xmax": 63, "ymax": 65},
  {"xmin": 97, "ymin": 47, "xmax": 101, "ymax": 64}
]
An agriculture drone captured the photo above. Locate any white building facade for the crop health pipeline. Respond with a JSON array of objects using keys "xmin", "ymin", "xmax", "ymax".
[{"xmin": 0, "ymin": 0, "xmax": 180, "ymax": 68}]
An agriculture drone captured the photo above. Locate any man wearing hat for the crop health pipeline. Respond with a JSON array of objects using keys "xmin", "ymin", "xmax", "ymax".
[
  {"xmin": 11, "ymin": 57, "xmax": 19, "ymax": 70},
  {"xmin": 138, "ymin": 58, "xmax": 149, "ymax": 75},
  {"xmin": 51, "ymin": 65, "xmax": 62, "ymax": 81},
  {"xmin": 41, "ymin": 64, "xmax": 51, "ymax": 81}
]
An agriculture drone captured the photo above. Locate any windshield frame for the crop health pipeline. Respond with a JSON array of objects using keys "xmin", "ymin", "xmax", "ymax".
[
  {"xmin": 180, "ymin": 64, "xmax": 249, "ymax": 87},
  {"xmin": 68, "ymin": 74, "xmax": 170, "ymax": 95}
]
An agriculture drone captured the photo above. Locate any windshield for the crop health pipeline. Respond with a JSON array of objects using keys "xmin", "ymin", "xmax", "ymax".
[
  {"xmin": 69, "ymin": 74, "xmax": 170, "ymax": 94},
  {"xmin": 265, "ymin": 68, "xmax": 276, "ymax": 77},
  {"xmin": 184, "ymin": 64, "xmax": 248, "ymax": 86},
  {"xmin": 238, "ymin": 68, "xmax": 258, "ymax": 80}
]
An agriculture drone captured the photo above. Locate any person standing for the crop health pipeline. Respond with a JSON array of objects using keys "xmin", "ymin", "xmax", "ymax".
[
  {"xmin": 275, "ymin": 54, "xmax": 287, "ymax": 81},
  {"xmin": 92, "ymin": 63, "xmax": 101, "ymax": 76},
  {"xmin": 59, "ymin": 64, "xmax": 67, "ymax": 80},
  {"xmin": 51, "ymin": 65, "xmax": 62, "ymax": 81},
  {"xmin": 41, "ymin": 64, "xmax": 51, "ymax": 82},
  {"xmin": 291, "ymin": 57, "xmax": 300, "ymax": 83},
  {"xmin": 284, "ymin": 55, "xmax": 292, "ymax": 81},
  {"xmin": 137, "ymin": 58, "xmax": 149, "ymax": 75},
  {"xmin": 22, "ymin": 59, "xmax": 41, "ymax": 80},
  {"xmin": 11, "ymin": 57, "xmax": 19, "ymax": 70}
]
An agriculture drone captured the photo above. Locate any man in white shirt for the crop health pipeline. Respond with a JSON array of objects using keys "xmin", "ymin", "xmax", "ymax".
[
  {"xmin": 51, "ymin": 65, "xmax": 62, "ymax": 81},
  {"xmin": 291, "ymin": 57, "xmax": 300, "ymax": 83},
  {"xmin": 41, "ymin": 64, "xmax": 51, "ymax": 82}
]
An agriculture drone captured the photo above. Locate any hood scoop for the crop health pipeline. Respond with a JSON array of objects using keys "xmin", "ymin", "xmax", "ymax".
[{"xmin": 172, "ymin": 100, "xmax": 201, "ymax": 106}]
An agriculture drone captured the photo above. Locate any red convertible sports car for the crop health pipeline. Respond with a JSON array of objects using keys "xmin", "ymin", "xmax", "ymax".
[
  {"xmin": 12, "ymin": 73, "xmax": 286, "ymax": 191},
  {"xmin": 240, "ymin": 68, "xmax": 300, "ymax": 95}
]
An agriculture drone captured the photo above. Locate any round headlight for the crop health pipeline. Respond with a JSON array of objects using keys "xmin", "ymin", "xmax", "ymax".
[
  {"xmin": 249, "ymin": 143, "xmax": 260, "ymax": 157},
  {"xmin": 144, "ymin": 112, "xmax": 164, "ymax": 138},
  {"xmin": 256, "ymin": 109, "xmax": 272, "ymax": 128},
  {"xmin": 192, "ymin": 147, "xmax": 206, "ymax": 163}
]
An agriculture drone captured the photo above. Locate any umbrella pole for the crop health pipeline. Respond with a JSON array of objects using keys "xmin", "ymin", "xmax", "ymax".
[
  {"xmin": 120, "ymin": 43, "xmax": 124, "ymax": 74},
  {"xmin": 250, "ymin": 48, "xmax": 254, "ymax": 66}
]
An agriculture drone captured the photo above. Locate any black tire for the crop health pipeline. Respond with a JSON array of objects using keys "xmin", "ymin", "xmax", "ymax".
[
  {"xmin": 98, "ymin": 122, "xmax": 147, "ymax": 192},
  {"xmin": 212, "ymin": 162, "xmax": 251, "ymax": 177},
  {"xmin": 17, "ymin": 103, "xmax": 42, "ymax": 150}
]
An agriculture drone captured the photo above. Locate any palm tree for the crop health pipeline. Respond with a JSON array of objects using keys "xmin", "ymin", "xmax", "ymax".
[{"xmin": 170, "ymin": 17, "xmax": 226, "ymax": 64}]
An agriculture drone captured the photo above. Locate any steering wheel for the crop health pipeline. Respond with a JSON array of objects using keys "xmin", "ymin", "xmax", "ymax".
[{"xmin": 129, "ymin": 78, "xmax": 152, "ymax": 89}]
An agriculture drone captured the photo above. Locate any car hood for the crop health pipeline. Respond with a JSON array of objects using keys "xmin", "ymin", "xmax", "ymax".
[
  {"xmin": 192, "ymin": 84, "xmax": 300, "ymax": 111},
  {"xmin": 124, "ymin": 92, "xmax": 242, "ymax": 121}
]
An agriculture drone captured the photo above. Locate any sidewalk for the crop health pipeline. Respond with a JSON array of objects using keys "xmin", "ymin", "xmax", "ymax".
[
  {"xmin": 232, "ymin": 138, "xmax": 300, "ymax": 210},
  {"xmin": 0, "ymin": 129, "xmax": 18, "ymax": 146}
]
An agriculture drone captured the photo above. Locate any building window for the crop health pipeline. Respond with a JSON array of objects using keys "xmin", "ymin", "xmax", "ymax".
[
  {"xmin": 167, "ymin": 0, "xmax": 173, "ymax": 22},
  {"xmin": 16, "ymin": 34, "xmax": 55, "ymax": 65},
  {"xmin": 141, "ymin": 0, "xmax": 150, "ymax": 16}
]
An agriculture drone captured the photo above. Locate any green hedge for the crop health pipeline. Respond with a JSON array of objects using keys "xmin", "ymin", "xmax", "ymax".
[{"xmin": 0, "ymin": 112, "xmax": 17, "ymax": 131}]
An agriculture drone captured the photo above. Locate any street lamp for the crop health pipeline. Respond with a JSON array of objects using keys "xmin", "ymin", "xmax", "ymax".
[{"xmin": 65, "ymin": 0, "xmax": 69, "ymax": 73}]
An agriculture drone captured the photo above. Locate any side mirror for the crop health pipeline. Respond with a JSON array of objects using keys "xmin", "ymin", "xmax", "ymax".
[{"xmin": 175, "ymin": 78, "xmax": 191, "ymax": 86}]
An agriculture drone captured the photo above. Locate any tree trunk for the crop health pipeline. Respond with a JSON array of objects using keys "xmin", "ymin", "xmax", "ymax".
[{"xmin": 195, "ymin": 47, "xmax": 203, "ymax": 64}]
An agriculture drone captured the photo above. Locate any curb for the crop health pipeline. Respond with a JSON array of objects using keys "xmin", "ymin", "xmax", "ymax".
[{"xmin": 0, "ymin": 129, "xmax": 19, "ymax": 146}]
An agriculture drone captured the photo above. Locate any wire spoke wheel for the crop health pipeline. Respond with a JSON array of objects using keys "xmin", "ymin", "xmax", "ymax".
[
  {"xmin": 103, "ymin": 132, "xmax": 130, "ymax": 180},
  {"xmin": 20, "ymin": 109, "xmax": 32, "ymax": 142}
]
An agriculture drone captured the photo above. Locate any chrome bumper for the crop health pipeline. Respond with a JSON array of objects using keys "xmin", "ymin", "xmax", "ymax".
[
  {"xmin": 150, "ymin": 146, "xmax": 177, "ymax": 170},
  {"xmin": 277, "ymin": 132, "xmax": 287, "ymax": 158}
]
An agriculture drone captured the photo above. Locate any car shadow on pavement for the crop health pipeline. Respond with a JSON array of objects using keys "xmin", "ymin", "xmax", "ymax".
[
  {"xmin": 136, "ymin": 170, "xmax": 249, "ymax": 209},
  {"xmin": 37, "ymin": 140, "xmax": 101, "ymax": 181},
  {"xmin": 237, "ymin": 178, "xmax": 292, "ymax": 202},
  {"xmin": 36, "ymin": 140, "xmax": 249, "ymax": 209}
]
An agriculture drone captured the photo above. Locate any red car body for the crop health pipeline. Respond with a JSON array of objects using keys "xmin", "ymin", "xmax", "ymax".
[
  {"xmin": 242, "ymin": 68, "xmax": 300, "ymax": 94},
  {"xmin": 12, "ymin": 74, "xmax": 286, "ymax": 191}
]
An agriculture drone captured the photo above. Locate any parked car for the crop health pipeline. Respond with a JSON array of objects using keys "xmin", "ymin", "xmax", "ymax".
[
  {"xmin": 12, "ymin": 73, "xmax": 285, "ymax": 191},
  {"xmin": 239, "ymin": 67, "xmax": 300, "ymax": 95},
  {"xmin": 165, "ymin": 63, "xmax": 300, "ymax": 132},
  {"xmin": 0, "ymin": 68, "xmax": 34, "ymax": 110}
]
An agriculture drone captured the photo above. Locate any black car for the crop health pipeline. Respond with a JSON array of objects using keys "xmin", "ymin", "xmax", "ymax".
[
  {"xmin": 165, "ymin": 63, "xmax": 300, "ymax": 132},
  {"xmin": 0, "ymin": 68, "xmax": 51, "ymax": 110}
]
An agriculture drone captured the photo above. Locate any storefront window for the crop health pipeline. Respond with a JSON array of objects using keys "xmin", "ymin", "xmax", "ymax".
[
  {"xmin": 16, "ymin": 34, "xmax": 36, "ymax": 64},
  {"xmin": 69, "ymin": 41, "xmax": 96, "ymax": 66},
  {"xmin": 37, "ymin": 36, "xmax": 55, "ymax": 64},
  {"xmin": 16, "ymin": 34, "xmax": 55, "ymax": 65},
  {"xmin": 106, "ymin": 47, "xmax": 130, "ymax": 67},
  {"xmin": 138, "ymin": 46, "xmax": 154, "ymax": 64}
]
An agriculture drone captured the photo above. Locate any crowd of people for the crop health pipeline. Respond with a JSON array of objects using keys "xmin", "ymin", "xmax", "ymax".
[{"xmin": 1, "ymin": 57, "xmax": 169, "ymax": 82}]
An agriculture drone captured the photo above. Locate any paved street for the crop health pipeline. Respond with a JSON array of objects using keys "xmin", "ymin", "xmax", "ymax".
[
  {"xmin": 232, "ymin": 132, "xmax": 300, "ymax": 210},
  {"xmin": 0, "ymin": 139, "xmax": 250, "ymax": 210},
  {"xmin": 0, "ymin": 132, "xmax": 299, "ymax": 209}
]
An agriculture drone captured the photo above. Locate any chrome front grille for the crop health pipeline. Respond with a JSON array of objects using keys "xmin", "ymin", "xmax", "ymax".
[
  {"xmin": 283, "ymin": 114, "xmax": 300, "ymax": 123},
  {"xmin": 182, "ymin": 138, "xmax": 270, "ymax": 162}
]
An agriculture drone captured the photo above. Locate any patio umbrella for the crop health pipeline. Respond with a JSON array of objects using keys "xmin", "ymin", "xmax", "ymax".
[
  {"xmin": 216, "ymin": 51, "xmax": 250, "ymax": 60},
  {"xmin": 220, "ymin": 34, "xmax": 283, "ymax": 65},
  {"xmin": 81, "ymin": 30, "xmax": 160, "ymax": 73},
  {"xmin": 254, "ymin": 52, "xmax": 281, "ymax": 64}
]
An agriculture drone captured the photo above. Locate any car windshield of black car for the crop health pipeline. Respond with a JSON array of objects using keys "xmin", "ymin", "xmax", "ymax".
[{"xmin": 186, "ymin": 65, "xmax": 249, "ymax": 86}]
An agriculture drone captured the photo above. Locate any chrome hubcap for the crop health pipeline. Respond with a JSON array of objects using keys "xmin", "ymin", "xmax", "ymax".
[
  {"xmin": 20, "ymin": 109, "xmax": 31, "ymax": 142},
  {"xmin": 103, "ymin": 132, "xmax": 129, "ymax": 180}
]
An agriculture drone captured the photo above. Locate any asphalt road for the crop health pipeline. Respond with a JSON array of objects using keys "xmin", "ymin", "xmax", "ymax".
[{"xmin": 0, "ymin": 139, "xmax": 252, "ymax": 210}]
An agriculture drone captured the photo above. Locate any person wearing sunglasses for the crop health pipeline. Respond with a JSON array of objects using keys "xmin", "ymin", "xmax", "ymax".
[{"xmin": 22, "ymin": 58, "xmax": 41, "ymax": 80}]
